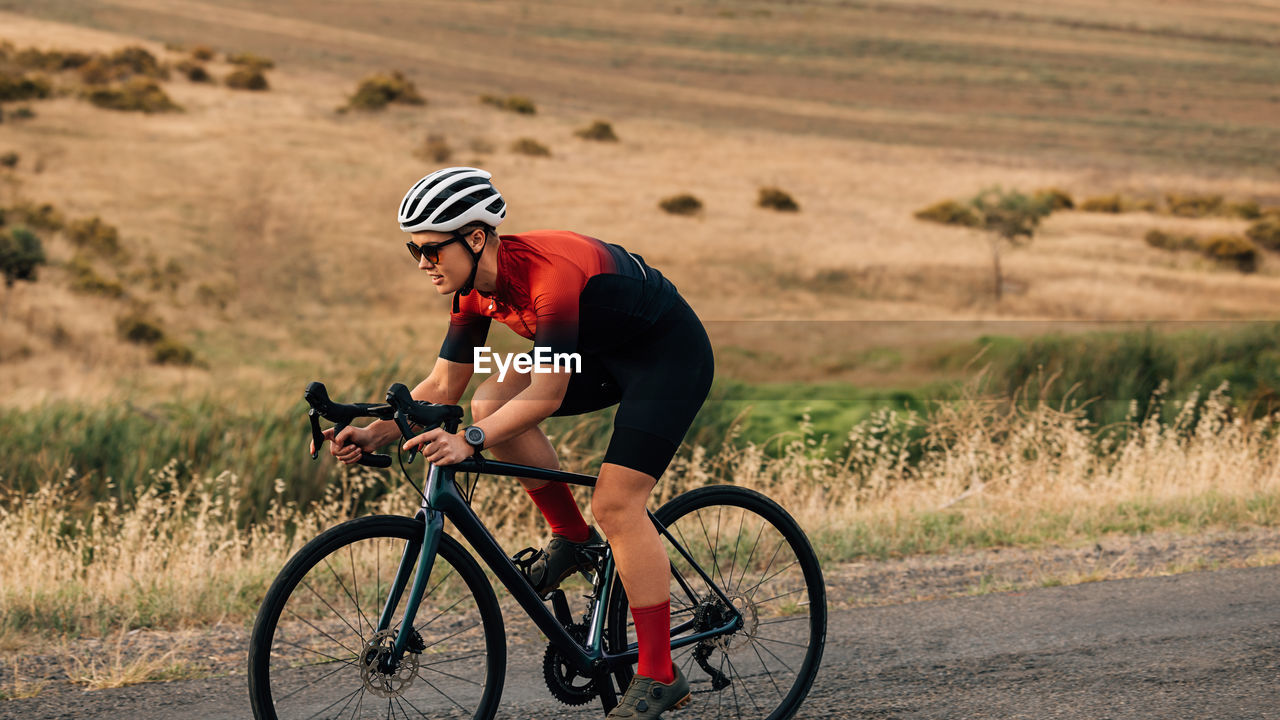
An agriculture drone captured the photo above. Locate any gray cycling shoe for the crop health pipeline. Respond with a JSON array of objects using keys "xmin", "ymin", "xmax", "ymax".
[
  {"xmin": 516, "ymin": 527, "xmax": 604, "ymax": 596},
  {"xmin": 607, "ymin": 665, "xmax": 691, "ymax": 719}
]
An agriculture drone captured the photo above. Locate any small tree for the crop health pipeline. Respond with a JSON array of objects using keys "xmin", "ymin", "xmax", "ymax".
[
  {"xmin": 0, "ymin": 226, "xmax": 46, "ymax": 318},
  {"xmin": 970, "ymin": 187, "xmax": 1052, "ymax": 302}
]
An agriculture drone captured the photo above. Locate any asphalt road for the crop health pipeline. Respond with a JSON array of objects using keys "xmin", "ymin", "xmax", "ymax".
[{"xmin": 4, "ymin": 564, "xmax": 1277, "ymax": 719}]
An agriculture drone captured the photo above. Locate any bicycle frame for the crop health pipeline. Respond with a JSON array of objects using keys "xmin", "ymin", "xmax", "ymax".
[{"xmin": 372, "ymin": 455, "xmax": 743, "ymax": 708}]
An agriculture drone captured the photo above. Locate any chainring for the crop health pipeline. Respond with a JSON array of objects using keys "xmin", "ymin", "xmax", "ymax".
[{"xmin": 542, "ymin": 623, "xmax": 597, "ymax": 706}]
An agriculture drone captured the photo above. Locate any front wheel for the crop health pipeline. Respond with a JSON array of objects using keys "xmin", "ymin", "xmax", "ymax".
[
  {"xmin": 248, "ymin": 515, "xmax": 506, "ymax": 720},
  {"xmin": 607, "ymin": 485, "xmax": 827, "ymax": 720}
]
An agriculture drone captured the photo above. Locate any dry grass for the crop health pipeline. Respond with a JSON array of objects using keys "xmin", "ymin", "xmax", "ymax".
[
  {"xmin": 1, "ymin": 383, "xmax": 1276, "ymax": 644},
  {"xmin": 63, "ymin": 625, "xmax": 204, "ymax": 690}
]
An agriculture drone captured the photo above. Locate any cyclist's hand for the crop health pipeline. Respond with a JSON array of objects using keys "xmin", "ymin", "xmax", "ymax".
[
  {"xmin": 404, "ymin": 428, "xmax": 471, "ymax": 466},
  {"xmin": 316, "ymin": 426, "xmax": 376, "ymax": 465}
]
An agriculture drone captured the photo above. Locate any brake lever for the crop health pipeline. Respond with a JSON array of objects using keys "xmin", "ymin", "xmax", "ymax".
[
  {"xmin": 393, "ymin": 409, "xmax": 419, "ymax": 464},
  {"xmin": 308, "ymin": 409, "xmax": 325, "ymax": 460}
]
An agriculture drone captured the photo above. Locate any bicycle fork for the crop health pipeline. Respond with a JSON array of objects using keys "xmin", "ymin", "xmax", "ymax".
[{"xmin": 371, "ymin": 472, "xmax": 447, "ymax": 672}]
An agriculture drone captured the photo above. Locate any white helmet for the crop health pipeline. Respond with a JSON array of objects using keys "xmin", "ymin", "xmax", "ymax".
[{"xmin": 398, "ymin": 167, "xmax": 506, "ymax": 233}]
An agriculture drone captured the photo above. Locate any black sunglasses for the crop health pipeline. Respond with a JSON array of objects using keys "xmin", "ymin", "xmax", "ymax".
[{"xmin": 406, "ymin": 233, "xmax": 464, "ymax": 264}]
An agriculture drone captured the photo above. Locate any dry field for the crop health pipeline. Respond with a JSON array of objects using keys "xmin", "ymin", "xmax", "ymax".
[{"xmin": 2, "ymin": 0, "xmax": 1280, "ymax": 404}]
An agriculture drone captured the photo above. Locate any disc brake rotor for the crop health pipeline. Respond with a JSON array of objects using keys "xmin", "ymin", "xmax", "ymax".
[{"xmin": 359, "ymin": 629, "xmax": 420, "ymax": 699}]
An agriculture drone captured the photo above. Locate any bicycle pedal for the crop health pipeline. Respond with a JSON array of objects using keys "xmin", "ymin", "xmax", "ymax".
[{"xmin": 671, "ymin": 693, "xmax": 693, "ymax": 711}]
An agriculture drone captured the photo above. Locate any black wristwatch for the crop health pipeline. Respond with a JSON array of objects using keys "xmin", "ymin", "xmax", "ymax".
[{"xmin": 463, "ymin": 425, "xmax": 486, "ymax": 452}]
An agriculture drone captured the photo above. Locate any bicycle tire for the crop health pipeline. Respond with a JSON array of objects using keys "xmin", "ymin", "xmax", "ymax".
[
  {"xmin": 248, "ymin": 515, "xmax": 506, "ymax": 720},
  {"xmin": 605, "ymin": 485, "xmax": 827, "ymax": 720}
]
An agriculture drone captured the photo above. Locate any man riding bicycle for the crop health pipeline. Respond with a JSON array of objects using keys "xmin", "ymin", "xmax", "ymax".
[{"xmin": 321, "ymin": 166, "xmax": 715, "ymax": 719}]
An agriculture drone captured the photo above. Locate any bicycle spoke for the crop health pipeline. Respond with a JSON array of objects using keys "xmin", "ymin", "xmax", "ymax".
[
  {"xmin": 757, "ymin": 614, "xmax": 811, "ymax": 626},
  {"xmin": 348, "ymin": 543, "xmax": 371, "ymax": 638},
  {"xmin": 750, "ymin": 640, "xmax": 785, "ymax": 698},
  {"xmin": 733, "ymin": 520, "xmax": 768, "ymax": 594},
  {"xmin": 302, "ymin": 577, "xmax": 366, "ymax": 647},
  {"xmin": 274, "ymin": 654, "xmax": 358, "ymax": 703},
  {"xmin": 398, "ymin": 692, "xmax": 433, "ymax": 719},
  {"xmin": 300, "ymin": 684, "xmax": 361, "ymax": 720},
  {"xmin": 752, "ymin": 634, "xmax": 798, "ymax": 675},
  {"xmin": 750, "ymin": 584, "xmax": 806, "ymax": 607},
  {"xmin": 695, "ymin": 510, "xmax": 724, "ymax": 593},
  {"xmin": 323, "ymin": 555, "xmax": 366, "ymax": 644},
  {"xmin": 753, "ymin": 634, "xmax": 810, "ymax": 650},
  {"xmin": 284, "ymin": 606, "xmax": 361, "ymax": 660},
  {"xmin": 724, "ymin": 653, "xmax": 762, "ymax": 714},
  {"xmin": 419, "ymin": 675, "xmax": 471, "ymax": 713}
]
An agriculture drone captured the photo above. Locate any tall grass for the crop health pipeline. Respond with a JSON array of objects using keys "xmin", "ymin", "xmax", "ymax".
[{"xmin": 2, "ymin": 380, "xmax": 1277, "ymax": 641}]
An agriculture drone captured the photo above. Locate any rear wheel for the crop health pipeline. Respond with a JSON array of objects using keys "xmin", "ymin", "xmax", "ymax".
[
  {"xmin": 248, "ymin": 515, "xmax": 506, "ymax": 720},
  {"xmin": 606, "ymin": 486, "xmax": 826, "ymax": 720}
]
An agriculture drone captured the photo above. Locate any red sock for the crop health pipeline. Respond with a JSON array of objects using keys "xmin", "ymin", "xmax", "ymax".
[
  {"xmin": 631, "ymin": 601, "xmax": 674, "ymax": 684},
  {"xmin": 525, "ymin": 482, "xmax": 590, "ymax": 542}
]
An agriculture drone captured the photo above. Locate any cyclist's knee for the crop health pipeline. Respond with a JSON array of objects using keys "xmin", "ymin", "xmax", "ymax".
[{"xmin": 591, "ymin": 466, "xmax": 654, "ymax": 534}]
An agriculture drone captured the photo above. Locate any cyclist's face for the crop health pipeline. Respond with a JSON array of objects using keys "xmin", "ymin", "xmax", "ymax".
[{"xmin": 410, "ymin": 230, "xmax": 477, "ymax": 294}]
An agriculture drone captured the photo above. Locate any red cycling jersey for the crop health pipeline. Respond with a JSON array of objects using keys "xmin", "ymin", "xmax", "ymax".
[{"xmin": 439, "ymin": 230, "xmax": 674, "ymax": 362}]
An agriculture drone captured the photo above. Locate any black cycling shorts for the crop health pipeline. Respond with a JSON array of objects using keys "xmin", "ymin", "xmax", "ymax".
[{"xmin": 551, "ymin": 297, "xmax": 714, "ymax": 480}]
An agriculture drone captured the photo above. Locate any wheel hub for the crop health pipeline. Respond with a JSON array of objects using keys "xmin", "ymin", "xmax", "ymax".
[
  {"xmin": 713, "ymin": 593, "xmax": 759, "ymax": 655},
  {"xmin": 359, "ymin": 629, "xmax": 420, "ymax": 698}
]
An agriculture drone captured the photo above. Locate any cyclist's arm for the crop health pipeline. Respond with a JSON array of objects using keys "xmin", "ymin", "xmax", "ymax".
[{"xmin": 469, "ymin": 367, "xmax": 571, "ymax": 448}]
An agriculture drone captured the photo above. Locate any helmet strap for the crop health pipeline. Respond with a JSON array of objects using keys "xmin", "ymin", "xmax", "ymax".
[{"xmin": 452, "ymin": 231, "xmax": 484, "ymax": 314}]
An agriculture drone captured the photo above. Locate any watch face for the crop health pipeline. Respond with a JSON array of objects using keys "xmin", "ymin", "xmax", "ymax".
[{"xmin": 465, "ymin": 426, "xmax": 484, "ymax": 446}]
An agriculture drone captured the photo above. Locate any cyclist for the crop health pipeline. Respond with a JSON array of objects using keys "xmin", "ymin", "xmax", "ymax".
[{"xmin": 322, "ymin": 167, "xmax": 714, "ymax": 719}]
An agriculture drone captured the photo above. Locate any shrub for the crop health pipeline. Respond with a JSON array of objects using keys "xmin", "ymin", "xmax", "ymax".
[
  {"xmin": 0, "ymin": 72, "xmax": 53, "ymax": 102},
  {"xmin": 0, "ymin": 227, "xmax": 46, "ymax": 287},
  {"xmin": 226, "ymin": 52, "xmax": 274, "ymax": 70},
  {"xmin": 659, "ymin": 193, "xmax": 703, "ymax": 216},
  {"xmin": 116, "ymin": 311, "xmax": 165, "ymax": 344},
  {"xmin": 225, "ymin": 67, "xmax": 269, "ymax": 91},
  {"xmin": 12, "ymin": 48, "xmax": 92, "ymax": 71},
  {"xmin": 344, "ymin": 71, "xmax": 424, "ymax": 110},
  {"xmin": 1245, "ymin": 217, "xmax": 1280, "ymax": 251},
  {"xmin": 175, "ymin": 60, "xmax": 212, "ymax": 83},
  {"xmin": 77, "ymin": 57, "xmax": 116, "ymax": 85},
  {"xmin": 758, "ymin": 187, "xmax": 800, "ymax": 212},
  {"xmin": 85, "ymin": 78, "xmax": 183, "ymax": 112},
  {"xmin": 415, "ymin": 134, "xmax": 451, "ymax": 163},
  {"xmin": 1166, "ymin": 192, "xmax": 1224, "ymax": 218},
  {"xmin": 1033, "ymin": 187, "xmax": 1074, "ymax": 211},
  {"xmin": 10, "ymin": 106, "xmax": 35, "ymax": 120},
  {"xmin": 1229, "ymin": 200, "xmax": 1262, "ymax": 220},
  {"xmin": 575, "ymin": 120, "xmax": 618, "ymax": 141},
  {"xmin": 480, "ymin": 94, "xmax": 537, "ymax": 114},
  {"xmin": 66, "ymin": 216, "xmax": 122, "ymax": 257},
  {"xmin": 152, "ymin": 337, "xmax": 198, "ymax": 365},
  {"xmin": 190, "ymin": 45, "xmax": 215, "ymax": 61},
  {"xmin": 7, "ymin": 202, "xmax": 64, "ymax": 231},
  {"xmin": 0, "ymin": 152, "xmax": 17, "ymax": 169},
  {"xmin": 108, "ymin": 46, "xmax": 167, "ymax": 79},
  {"xmin": 1201, "ymin": 235, "xmax": 1258, "ymax": 272},
  {"xmin": 469, "ymin": 137, "xmax": 495, "ymax": 154},
  {"xmin": 1080, "ymin": 195, "xmax": 1125, "ymax": 213},
  {"xmin": 914, "ymin": 199, "xmax": 981, "ymax": 227},
  {"xmin": 510, "ymin": 137, "xmax": 550, "ymax": 157},
  {"xmin": 1144, "ymin": 229, "xmax": 1199, "ymax": 252},
  {"xmin": 67, "ymin": 256, "xmax": 124, "ymax": 297}
]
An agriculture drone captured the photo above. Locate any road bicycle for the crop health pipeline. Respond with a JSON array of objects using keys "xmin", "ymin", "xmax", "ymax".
[{"xmin": 247, "ymin": 381, "xmax": 827, "ymax": 719}]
